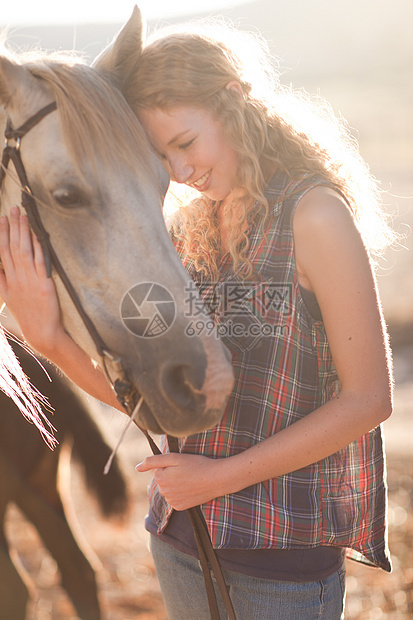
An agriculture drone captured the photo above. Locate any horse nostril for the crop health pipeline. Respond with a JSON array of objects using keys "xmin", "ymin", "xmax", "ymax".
[{"xmin": 160, "ymin": 362, "xmax": 204, "ymax": 411}]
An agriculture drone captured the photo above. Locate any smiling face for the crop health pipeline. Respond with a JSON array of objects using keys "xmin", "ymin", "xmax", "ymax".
[{"xmin": 139, "ymin": 105, "xmax": 240, "ymax": 202}]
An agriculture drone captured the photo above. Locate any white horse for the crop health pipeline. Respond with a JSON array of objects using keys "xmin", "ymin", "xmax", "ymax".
[{"xmin": 0, "ymin": 6, "xmax": 234, "ymax": 438}]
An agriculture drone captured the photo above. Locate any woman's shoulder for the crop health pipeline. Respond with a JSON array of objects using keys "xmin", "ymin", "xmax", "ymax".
[
  {"xmin": 265, "ymin": 171, "xmax": 341, "ymax": 220},
  {"xmin": 293, "ymin": 185, "xmax": 367, "ymax": 293},
  {"xmin": 293, "ymin": 185, "xmax": 355, "ymax": 236}
]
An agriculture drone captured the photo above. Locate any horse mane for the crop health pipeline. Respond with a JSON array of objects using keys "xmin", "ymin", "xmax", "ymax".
[{"xmin": 16, "ymin": 49, "xmax": 158, "ymax": 186}]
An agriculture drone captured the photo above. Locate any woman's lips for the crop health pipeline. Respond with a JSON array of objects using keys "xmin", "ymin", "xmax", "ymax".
[{"xmin": 188, "ymin": 169, "xmax": 212, "ymax": 191}]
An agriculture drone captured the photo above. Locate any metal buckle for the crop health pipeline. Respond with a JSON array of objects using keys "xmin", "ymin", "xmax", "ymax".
[
  {"xmin": 100, "ymin": 349, "xmax": 136, "ymax": 410},
  {"xmin": 4, "ymin": 136, "xmax": 21, "ymax": 151}
]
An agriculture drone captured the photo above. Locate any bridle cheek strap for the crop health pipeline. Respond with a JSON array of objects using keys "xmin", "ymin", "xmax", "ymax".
[{"xmin": 1, "ymin": 102, "xmax": 58, "ymax": 277}]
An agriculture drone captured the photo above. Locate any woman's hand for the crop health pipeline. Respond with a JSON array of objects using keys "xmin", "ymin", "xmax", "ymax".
[
  {"xmin": 0, "ymin": 207, "xmax": 123, "ymax": 409},
  {"xmin": 0, "ymin": 207, "xmax": 64, "ymax": 355},
  {"xmin": 136, "ymin": 453, "xmax": 226, "ymax": 511}
]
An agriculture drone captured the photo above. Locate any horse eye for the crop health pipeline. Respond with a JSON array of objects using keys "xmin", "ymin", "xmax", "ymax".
[{"xmin": 52, "ymin": 186, "xmax": 88, "ymax": 208}]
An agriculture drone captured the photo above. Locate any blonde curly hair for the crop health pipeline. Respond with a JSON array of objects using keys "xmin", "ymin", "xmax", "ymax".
[{"xmin": 128, "ymin": 20, "xmax": 393, "ymax": 279}]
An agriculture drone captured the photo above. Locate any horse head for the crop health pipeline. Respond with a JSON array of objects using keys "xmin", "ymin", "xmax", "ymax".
[{"xmin": 0, "ymin": 6, "xmax": 234, "ymax": 436}]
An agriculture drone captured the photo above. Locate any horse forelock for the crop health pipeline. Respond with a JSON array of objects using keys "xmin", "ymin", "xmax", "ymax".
[{"xmin": 21, "ymin": 52, "xmax": 158, "ymax": 187}]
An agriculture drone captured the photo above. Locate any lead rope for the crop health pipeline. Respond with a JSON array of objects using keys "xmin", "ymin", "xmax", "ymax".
[
  {"xmin": 103, "ymin": 422, "xmax": 237, "ymax": 619},
  {"xmin": 166, "ymin": 435, "xmax": 237, "ymax": 620},
  {"xmin": 2, "ymin": 104, "xmax": 237, "ymax": 620}
]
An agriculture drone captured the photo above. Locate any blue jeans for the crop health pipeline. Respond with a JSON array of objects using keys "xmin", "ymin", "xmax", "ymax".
[{"xmin": 150, "ymin": 535, "xmax": 346, "ymax": 619}]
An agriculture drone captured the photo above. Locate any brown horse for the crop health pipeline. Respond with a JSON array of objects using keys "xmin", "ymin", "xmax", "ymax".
[{"xmin": 0, "ymin": 336, "xmax": 129, "ymax": 620}]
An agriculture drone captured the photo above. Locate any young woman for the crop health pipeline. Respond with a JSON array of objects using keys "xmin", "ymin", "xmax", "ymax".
[
  {"xmin": 0, "ymin": 17, "xmax": 394, "ymax": 620},
  {"xmin": 129, "ymin": 21, "xmax": 394, "ymax": 620}
]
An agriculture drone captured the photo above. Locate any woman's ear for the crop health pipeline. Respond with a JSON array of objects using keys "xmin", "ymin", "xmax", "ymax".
[{"xmin": 225, "ymin": 80, "xmax": 244, "ymax": 97}]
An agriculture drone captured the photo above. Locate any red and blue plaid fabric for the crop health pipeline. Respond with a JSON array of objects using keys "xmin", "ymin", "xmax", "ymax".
[{"xmin": 149, "ymin": 170, "xmax": 391, "ymax": 571}]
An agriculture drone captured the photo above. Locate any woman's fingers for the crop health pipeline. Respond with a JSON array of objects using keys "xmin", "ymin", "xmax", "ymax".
[
  {"xmin": 0, "ymin": 214, "xmax": 14, "ymax": 280},
  {"xmin": 8, "ymin": 206, "xmax": 22, "ymax": 254},
  {"xmin": 9, "ymin": 207, "xmax": 37, "ymax": 274},
  {"xmin": 0, "ymin": 207, "xmax": 47, "ymax": 282},
  {"xmin": 33, "ymin": 234, "xmax": 49, "ymax": 279},
  {"xmin": 18, "ymin": 211, "xmax": 35, "ymax": 264}
]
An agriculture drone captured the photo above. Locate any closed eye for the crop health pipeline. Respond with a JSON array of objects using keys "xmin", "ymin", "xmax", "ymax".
[
  {"xmin": 179, "ymin": 139, "xmax": 195, "ymax": 150},
  {"xmin": 156, "ymin": 138, "xmax": 194, "ymax": 162}
]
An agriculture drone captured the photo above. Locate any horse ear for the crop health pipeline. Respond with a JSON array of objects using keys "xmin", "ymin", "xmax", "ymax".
[
  {"xmin": 0, "ymin": 56, "xmax": 26, "ymax": 107},
  {"xmin": 0, "ymin": 55, "xmax": 40, "ymax": 115},
  {"xmin": 92, "ymin": 5, "xmax": 144, "ymax": 95}
]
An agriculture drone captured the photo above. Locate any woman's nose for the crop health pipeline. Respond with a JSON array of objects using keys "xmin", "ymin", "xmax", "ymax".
[{"xmin": 168, "ymin": 155, "xmax": 193, "ymax": 184}]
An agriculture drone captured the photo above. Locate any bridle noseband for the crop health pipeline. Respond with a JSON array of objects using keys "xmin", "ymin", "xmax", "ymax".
[
  {"xmin": 0, "ymin": 102, "xmax": 237, "ymax": 620},
  {"xmin": 0, "ymin": 102, "xmax": 136, "ymax": 410}
]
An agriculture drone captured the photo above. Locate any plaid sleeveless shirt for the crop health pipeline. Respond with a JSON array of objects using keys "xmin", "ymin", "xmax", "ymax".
[{"xmin": 149, "ymin": 170, "xmax": 391, "ymax": 571}]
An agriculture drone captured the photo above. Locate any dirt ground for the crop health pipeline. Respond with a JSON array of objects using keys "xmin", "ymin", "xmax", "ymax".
[{"xmin": 4, "ymin": 346, "xmax": 413, "ymax": 620}]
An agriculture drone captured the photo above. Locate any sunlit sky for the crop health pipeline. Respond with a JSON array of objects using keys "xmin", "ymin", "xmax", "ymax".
[{"xmin": 0, "ymin": 0, "xmax": 250, "ymax": 26}]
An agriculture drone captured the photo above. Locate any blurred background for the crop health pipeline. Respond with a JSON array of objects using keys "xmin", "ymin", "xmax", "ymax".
[{"xmin": 1, "ymin": 1, "xmax": 412, "ymax": 618}]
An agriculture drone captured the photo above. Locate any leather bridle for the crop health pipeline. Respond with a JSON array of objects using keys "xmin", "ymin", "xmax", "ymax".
[{"xmin": 0, "ymin": 103, "xmax": 237, "ymax": 620}]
